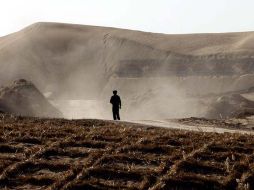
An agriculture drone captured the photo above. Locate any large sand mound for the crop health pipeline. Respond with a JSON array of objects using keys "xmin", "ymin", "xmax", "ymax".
[
  {"xmin": 206, "ymin": 94, "xmax": 254, "ymax": 119},
  {"xmin": 0, "ymin": 79, "xmax": 62, "ymax": 117},
  {"xmin": 1, "ymin": 22, "xmax": 254, "ymax": 98},
  {"xmin": 1, "ymin": 22, "xmax": 254, "ymax": 119}
]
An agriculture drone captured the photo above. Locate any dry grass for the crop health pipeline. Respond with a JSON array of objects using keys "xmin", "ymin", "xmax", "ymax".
[{"xmin": 0, "ymin": 113, "xmax": 254, "ymax": 189}]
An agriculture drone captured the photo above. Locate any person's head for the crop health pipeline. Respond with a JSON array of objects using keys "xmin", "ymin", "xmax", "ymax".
[{"xmin": 113, "ymin": 90, "xmax": 117, "ymax": 95}]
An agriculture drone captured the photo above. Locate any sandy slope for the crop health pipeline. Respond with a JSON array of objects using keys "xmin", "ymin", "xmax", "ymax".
[
  {"xmin": 3, "ymin": 22, "xmax": 254, "ymax": 55},
  {"xmin": 0, "ymin": 79, "xmax": 62, "ymax": 117},
  {"xmin": 1, "ymin": 22, "xmax": 254, "ymax": 92},
  {"xmin": 1, "ymin": 22, "xmax": 254, "ymax": 119}
]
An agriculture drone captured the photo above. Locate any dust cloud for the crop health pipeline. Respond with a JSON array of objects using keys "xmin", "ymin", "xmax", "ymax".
[{"xmin": 1, "ymin": 23, "xmax": 254, "ymax": 120}]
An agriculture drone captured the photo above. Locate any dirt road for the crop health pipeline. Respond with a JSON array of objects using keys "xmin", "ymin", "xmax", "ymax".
[{"xmin": 133, "ymin": 118, "xmax": 254, "ymax": 134}]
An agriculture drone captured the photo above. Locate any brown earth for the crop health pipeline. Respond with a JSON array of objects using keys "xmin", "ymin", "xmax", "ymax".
[{"xmin": 0, "ymin": 113, "xmax": 254, "ymax": 190}]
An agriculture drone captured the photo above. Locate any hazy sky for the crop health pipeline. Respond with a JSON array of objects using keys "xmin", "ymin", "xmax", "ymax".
[{"xmin": 1, "ymin": 0, "xmax": 254, "ymax": 36}]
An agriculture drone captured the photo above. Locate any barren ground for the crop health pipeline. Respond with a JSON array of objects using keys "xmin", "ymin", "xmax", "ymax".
[
  {"xmin": 135, "ymin": 117, "xmax": 254, "ymax": 134},
  {"xmin": 0, "ymin": 113, "xmax": 254, "ymax": 189}
]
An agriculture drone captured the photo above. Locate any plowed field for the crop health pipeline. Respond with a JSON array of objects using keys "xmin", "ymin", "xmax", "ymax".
[{"xmin": 0, "ymin": 113, "xmax": 253, "ymax": 190}]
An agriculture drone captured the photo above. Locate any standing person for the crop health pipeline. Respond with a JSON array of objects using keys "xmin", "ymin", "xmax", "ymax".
[{"xmin": 110, "ymin": 90, "xmax": 121, "ymax": 120}]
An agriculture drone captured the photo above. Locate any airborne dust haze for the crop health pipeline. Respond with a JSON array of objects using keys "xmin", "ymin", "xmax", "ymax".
[{"xmin": 1, "ymin": 23, "xmax": 254, "ymax": 120}]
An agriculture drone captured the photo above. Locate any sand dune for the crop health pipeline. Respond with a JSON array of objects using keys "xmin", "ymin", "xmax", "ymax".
[
  {"xmin": 1, "ymin": 22, "xmax": 254, "ymax": 119},
  {"xmin": 0, "ymin": 79, "xmax": 62, "ymax": 118}
]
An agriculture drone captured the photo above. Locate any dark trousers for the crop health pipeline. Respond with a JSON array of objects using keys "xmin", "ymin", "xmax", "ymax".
[{"xmin": 112, "ymin": 107, "xmax": 120, "ymax": 120}]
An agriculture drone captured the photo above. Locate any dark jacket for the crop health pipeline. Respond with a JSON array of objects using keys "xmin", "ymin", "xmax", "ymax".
[{"xmin": 110, "ymin": 95, "xmax": 121, "ymax": 108}]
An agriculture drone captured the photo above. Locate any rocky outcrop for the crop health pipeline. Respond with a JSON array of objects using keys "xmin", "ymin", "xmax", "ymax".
[
  {"xmin": 0, "ymin": 79, "xmax": 62, "ymax": 118},
  {"xmin": 206, "ymin": 94, "xmax": 254, "ymax": 119}
]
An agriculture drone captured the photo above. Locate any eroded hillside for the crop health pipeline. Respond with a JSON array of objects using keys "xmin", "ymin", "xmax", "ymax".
[{"xmin": 1, "ymin": 22, "xmax": 254, "ymax": 119}]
